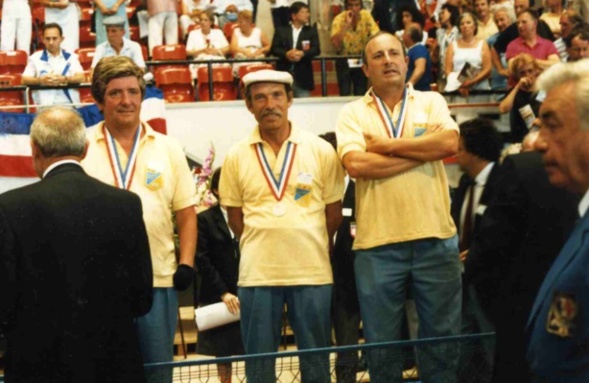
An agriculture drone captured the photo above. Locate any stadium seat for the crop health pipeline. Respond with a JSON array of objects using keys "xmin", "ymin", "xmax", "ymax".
[
  {"xmin": 79, "ymin": 26, "xmax": 96, "ymax": 49},
  {"xmin": 223, "ymin": 22, "xmax": 238, "ymax": 42},
  {"xmin": 0, "ymin": 50, "xmax": 28, "ymax": 75},
  {"xmin": 79, "ymin": 87, "xmax": 95, "ymax": 104},
  {"xmin": 0, "ymin": 74, "xmax": 25, "ymax": 113},
  {"xmin": 197, "ymin": 66, "xmax": 236, "ymax": 101},
  {"xmin": 76, "ymin": 48, "xmax": 96, "ymax": 71},
  {"xmin": 129, "ymin": 25, "xmax": 140, "ymax": 42},
  {"xmin": 155, "ymin": 67, "xmax": 195, "ymax": 103},
  {"xmin": 152, "ymin": 44, "xmax": 188, "ymax": 76},
  {"xmin": 80, "ymin": 7, "xmax": 94, "ymax": 29},
  {"xmin": 237, "ymin": 63, "xmax": 274, "ymax": 93}
]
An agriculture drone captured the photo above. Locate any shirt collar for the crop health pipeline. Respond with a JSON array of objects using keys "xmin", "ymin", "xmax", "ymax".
[
  {"xmin": 579, "ymin": 188, "xmax": 589, "ymax": 217},
  {"xmin": 106, "ymin": 38, "xmax": 129, "ymax": 51},
  {"xmin": 363, "ymin": 83, "xmax": 415, "ymax": 106},
  {"xmin": 43, "ymin": 159, "xmax": 81, "ymax": 178},
  {"xmin": 247, "ymin": 122, "xmax": 302, "ymax": 145},
  {"xmin": 474, "ymin": 162, "xmax": 495, "ymax": 187}
]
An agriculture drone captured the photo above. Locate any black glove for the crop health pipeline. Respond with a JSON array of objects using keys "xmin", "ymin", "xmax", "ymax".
[{"xmin": 173, "ymin": 264, "xmax": 194, "ymax": 291}]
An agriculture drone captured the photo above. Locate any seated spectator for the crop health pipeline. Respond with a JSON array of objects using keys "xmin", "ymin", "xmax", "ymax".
[
  {"xmin": 91, "ymin": 17, "xmax": 146, "ymax": 74},
  {"xmin": 180, "ymin": 0, "xmax": 208, "ymax": 39},
  {"xmin": 21, "ymin": 23, "xmax": 85, "ymax": 108},
  {"xmin": 565, "ymin": 23, "xmax": 589, "ymax": 61},
  {"xmin": 403, "ymin": 23, "xmax": 432, "ymax": 91},
  {"xmin": 474, "ymin": 0, "xmax": 498, "ymax": 41},
  {"xmin": 94, "ymin": 0, "xmax": 130, "ymax": 47},
  {"xmin": 506, "ymin": 9, "xmax": 560, "ymax": 70},
  {"xmin": 230, "ymin": 10, "xmax": 270, "ymax": 75},
  {"xmin": 498, "ymin": 53, "xmax": 541, "ymax": 142},
  {"xmin": 554, "ymin": 10, "xmax": 586, "ymax": 61},
  {"xmin": 213, "ymin": 0, "xmax": 253, "ymax": 29},
  {"xmin": 187, "ymin": 9, "xmax": 230, "ymax": 77},
  {"xmin": 435, "ymin": 3, "xmax": 460, "ymax": 90},
  {"xmin": 445, "ymin": 11, "xmax": 492, "ymax": 94},
  {"xmin": 539, "ymin": 0, "xmax": 564, "ymax": 38},
  {"xmin": 489, "ymin": 3, "xmax": 516, "ymax": 90},
  {"xmin": 271, "ymin": 2, "xmax": 320, "ymax": 98},
  {"xmin": 394, "ymin": 5, "xmax": 427, "ymax": 44}
]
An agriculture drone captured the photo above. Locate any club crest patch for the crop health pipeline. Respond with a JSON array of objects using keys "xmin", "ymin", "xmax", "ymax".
[
  {"xmin": 145, "ymin": 161, "xmax": 164, "ymax": 191},
  {"xmin": 546, "ymin": 292, "xmax": 578, "ymax": 338}
]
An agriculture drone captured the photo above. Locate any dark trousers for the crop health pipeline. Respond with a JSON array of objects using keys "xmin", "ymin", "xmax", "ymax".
[{"xmin": 335, "ymin": 59, "xmax": 368, "ymax": 96}]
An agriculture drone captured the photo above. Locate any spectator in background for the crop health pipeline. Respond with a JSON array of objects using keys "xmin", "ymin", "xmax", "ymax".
[
  {"xmin": 564, "ymin": 22, "xmax": 589, "ymax": 61},
  {"xmin": 231, "ymin": 10, "xmax": 271, "ymax": 76},
  {"xmin": 268, "ymin": 0, "xmax": 304, "ymax": 30},
  {"xmin": 213, "ymin": 0, "xmax": 253, "ymax": 28},
  {"xmin": 445, "ymin": 11, "xmax": 492, "ymax": 94},
  {"xmin": 474, "ymin": 0, "xmax": 498, "ymax": 40},
  {"xmin": 499, "ymin": 53, "xmax": 542, "ymax": 142},
  {"xmin": 0, "ymin": 0, "xmax": 32, "ymax": 54},
  {"xmin": 271, "ymin": 1, "xmax": 320, "ymax": 97},
  {"xmin": 506, "ymin": 9, "xmax": 560, "ymax": 70},
  {"xmin": 43, "ymin": 0, "xmax": 79, "ymax": 52},
  {"xmin": 371, "ymin": 0, "xmax": 421, "ymax": 34},
  {"xmin": 94, "ymin": 0, "xmax": 130, "ymax": 47},
  {"xmin": 147, "ymin": 0, "xmax": 179, "ymax": 55},
  {"xmin": 489, "ymin": 3, "xmax": 516, "ymax": 90},
  {"xmin": 91, "ymin": 16, "xmax": 146, "ymax": 74},
  {"xmin": 554, "ymin": 10, "xmax": 586, "ymax": 61},
  {"xmin": 195, "ymin": 167, "xmax": 244, "ymax": 383},
  {"xmin": 179, "ymin": 0, "xmax": 207, "ymax": 40},
  {"xmin": 22, "ymin": 23, "xmax": 85, "ymax": 108},
  {"xmin": 403, "ymin": 23, "xmax": 432, "ymax": 90},
  {"xmin": 394, "ymin": 5, "xmax": 427, "ymax": 44},
  {"xmin": 493, "ymin": 0, "xmax": 555, "ymax": 60},
  {"xmin": 540, "ymin": 0, "xmax": 564, "ymax": 37},
  {"xmin": 330, "ymin": 0, "xmax": 379, "ymax": 96},
  {"xmin": 186, "ymin": 9, "xmax": 230, "ymax": 77},
  {"xmin": 436, "ymin": 3, "xmax": 460, "ymax": 90}
]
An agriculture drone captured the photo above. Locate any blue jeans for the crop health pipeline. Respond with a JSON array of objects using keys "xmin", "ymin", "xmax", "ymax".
[
  {"xmin": 135, "ymin": 288, "xmax": 178, "ymax": 383},
  {"xmin": 238, "ymin": 285, "xmax": 332, "ymax": 383},
  {"xmin": 355, "ymin": 236, "xmax": 462, "ymax": 383}
]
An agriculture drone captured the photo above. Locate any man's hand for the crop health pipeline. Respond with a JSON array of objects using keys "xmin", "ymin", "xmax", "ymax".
[
  {"xmin": 364, "ymin": 132, "xmax": 392, "ymax": 155},
  {"xmin": 173, "ymin": 264, "xmax": 194, "ymax": 291},
  {"xmin": 221, "ymin": 292, "xmax": 240, "ymax": 314},
  {"xmin": 460, "ymin": 249, "xmax": 469, "ymax": 262}
]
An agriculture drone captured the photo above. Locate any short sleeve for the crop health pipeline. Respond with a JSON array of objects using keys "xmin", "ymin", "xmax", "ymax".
[
  {"xmin": 219, "ymin": 146, "xmax": 243, "ymax": 207},
  {"xmin": 335, "ymin": 103, "xmax": 367, "ymax": 161}
]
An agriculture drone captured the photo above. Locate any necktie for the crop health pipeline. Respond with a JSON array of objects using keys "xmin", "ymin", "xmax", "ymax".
[{"xmin": 459, "ymin": 180, "xmax": 476, "ymax": 252}]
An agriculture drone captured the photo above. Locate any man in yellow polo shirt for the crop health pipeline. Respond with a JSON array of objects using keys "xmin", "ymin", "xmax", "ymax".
[
  {"xmin": 335, "ymin": 31, "xmax": 462, "ymax": 383},
  {"xmin": 219, "ymin": 69, "xmax": 345, "ymax": 383},
  {"xmin": 82, "ymin": 56, "xmax": 196, "ymax": 383}
]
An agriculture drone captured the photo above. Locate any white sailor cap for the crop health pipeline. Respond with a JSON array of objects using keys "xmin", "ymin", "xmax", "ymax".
[
  {"xmin": 103, "ymin": 16, "xmax": 126, "ymax": 27},
  {"xmin": 242, "ymin": 69, "xmax": 293, "ymax": 89}
]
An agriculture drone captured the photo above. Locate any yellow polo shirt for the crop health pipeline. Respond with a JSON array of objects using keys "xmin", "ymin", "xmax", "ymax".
[
  {"xmin": 477, "ymin": 18, "xmax": 499, "ymax": 41},
  {"xmin": 82, "ymin": 121, "xmax": 196, "ymax": 287},
  {"xmin": 336, "ymin": 87, "xmax": 458, "ymax": 250},
  {"xmin": 219, "ymin": 124, "xmax": 345, "ymax": 287}
]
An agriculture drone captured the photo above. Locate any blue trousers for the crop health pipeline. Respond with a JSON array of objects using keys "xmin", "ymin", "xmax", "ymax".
[
  {"xmin": 238, "ymin": 285, "xmax": 332, "ymax": 383},
  {"xmin": 355, "ymin": 236, "xmax": 462, "ymax": 383},
  {"xmin": 135, "ymin": 288, "xmax": 178, "ymax": 383}
]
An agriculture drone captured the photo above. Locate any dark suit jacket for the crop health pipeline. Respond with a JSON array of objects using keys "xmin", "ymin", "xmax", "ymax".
[
  {"xmin": 332, "ymin": 180, "xmax": 358, "ymax": 312},
  {"xmin": 0, "ymin": 163, "xmax": 153, "ymax": 383},
  {"xmin": 527, "ymin": 208, "xmax": 589, "ymax": 383},
  {"xmin": 271, "ymin": 24, "xmax": 320, "ymax": 91},
  {"xmin": 466, "ymin": 152, "xmax": 578, "ymax": 383},
  {"xmin": 195, "ymin": 205, "xmax": 239, "ymax": 306}
]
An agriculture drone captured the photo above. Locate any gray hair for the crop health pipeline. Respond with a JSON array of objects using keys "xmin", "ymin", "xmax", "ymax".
[
  {"xmin": 536, "ymin": 59, "xmax": 589, "ymax": 130},
  {"xmin": 30, "ymin": 107, "xmax": 87, "ymax": 158},
  {"xmin": 493, "ymin": 3, "xmax": 516, "ymax": 24}
]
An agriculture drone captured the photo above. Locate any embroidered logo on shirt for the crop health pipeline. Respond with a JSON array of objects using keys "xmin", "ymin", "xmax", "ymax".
[{"xmin": 546, "ymin": 292, "xmax": 578, "ymax": 338}]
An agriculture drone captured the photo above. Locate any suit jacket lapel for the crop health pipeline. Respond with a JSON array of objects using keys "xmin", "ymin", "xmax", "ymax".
[
  {"xmin": 212, "ymin": 205, "xmax": 231, "ymax": 240},
  {"xmin": 528, "ymin": 212, "xmax": 589, "ymax": 327},
  {"xmin": 287, "ymin": 26, "xmax": 294, "ymax": 49}
]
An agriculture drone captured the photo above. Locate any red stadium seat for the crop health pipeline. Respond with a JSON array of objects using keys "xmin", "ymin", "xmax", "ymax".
[
  {"xmin": 0, "ymin": 74, "xmax": 25, "ymax": 113},
  {"xmin": 237, "ymin": 63, "xmax": 274, "ymax": 80},
  {"xmin": 155, "ymin": 67, "xmax": 195, "ymax": 103},
  {"xmin": 79, "ymin": 26, "xmax": 96, "ymax": 49},
  {"xmin": 129, "ymin": 25, "xmax": 140, "ymax": 42},
  {"xmin": 79, "ymin": 87, "xmax": 95, "ymax": 104},
  {"xmin": 75, "ymin": 48, "xmax": 96, "ymax": 71},
  {"xmin": 223, "ymin": 22, "xmax": 238, "ymax": 42},
  {"xmin": 197, "ymin": 66, "xmax": 236, "ymax": 101},
  {"xmin": 0, "ymin": 50, "xmax": 28, "ymax": 75},
  {"xmin": 80, "ymin": 7, "xmax": 94, "ymax": 28},
  {"xmin": 152, "ymin": 44, "xmax": 188, "ymax": 76}
]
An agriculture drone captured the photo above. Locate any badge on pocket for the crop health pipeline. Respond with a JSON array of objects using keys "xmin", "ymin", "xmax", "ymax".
[
  {"xmin": 145, "ymin": 161, "xmax": 164, "ymax": 191},
  {"xmin": 294, "ymin": 172, "xmax": 313, "ymax": 207}
]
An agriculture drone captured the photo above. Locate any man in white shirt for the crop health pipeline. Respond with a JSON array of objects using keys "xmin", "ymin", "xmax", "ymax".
[
  {"xmin": 22, "ymin": 23, "xmax": 85, "ymax": 108},
  {"xmin": 91, "ymin": 16, "xmax": 146, "ymax": 73}
]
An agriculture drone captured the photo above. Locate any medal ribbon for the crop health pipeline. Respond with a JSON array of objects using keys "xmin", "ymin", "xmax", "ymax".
[
  {"xmin": 371, "ymin": 86, "xmax": 409, "ymax": 138},
  {"xmin": 254, "ymin": 141, "xmax": 297, "ymax": 201},
  {"xmin": 103, "ymin": 124, "xmax": 142, "ymax": 190}
]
